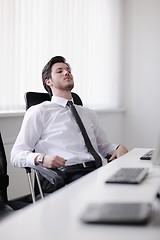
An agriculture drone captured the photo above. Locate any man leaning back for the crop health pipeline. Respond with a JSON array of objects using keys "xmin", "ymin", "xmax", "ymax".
[{"xmin": 10, "ymin": 56, "xmax": 128, "ymax": 192}]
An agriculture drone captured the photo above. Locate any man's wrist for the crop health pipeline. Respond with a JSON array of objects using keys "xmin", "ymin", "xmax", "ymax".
[{"xmin": 35, "ymin": 154, "xmax": 45, "ymax": 165}]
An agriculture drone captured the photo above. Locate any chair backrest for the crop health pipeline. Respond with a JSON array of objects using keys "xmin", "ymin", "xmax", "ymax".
[
  {"xmin": 24, "ymin": 91, "xmax": 83, "ymax": 110},
  {"xmin": 0, "ymin": 132, "xmax": 9, "ymax": 203}
]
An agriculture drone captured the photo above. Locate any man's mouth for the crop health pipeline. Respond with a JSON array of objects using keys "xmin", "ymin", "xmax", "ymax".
[{"xmin": 64, "ymin": 77, "xmax": 71, "ymax": 81}]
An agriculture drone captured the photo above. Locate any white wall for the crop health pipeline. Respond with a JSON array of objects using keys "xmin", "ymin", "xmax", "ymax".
[{"xmin": 122, "ymin": 0, "xmax": 160, "ymax": 149}]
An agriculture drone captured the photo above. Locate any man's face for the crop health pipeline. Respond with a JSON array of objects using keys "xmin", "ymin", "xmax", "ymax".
[{"xmin": 50, "ymin": 62, "xmax": 74, "ymax": 91}]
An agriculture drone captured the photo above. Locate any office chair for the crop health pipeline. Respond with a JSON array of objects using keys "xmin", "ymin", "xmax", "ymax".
[
  {"xmin": 24, "ymin": 91, "xmax": 83, "ymax": 110},
  {"xmin": 0, "ymin": 132, "xmax": 29, "ymax": 220},
  {"xmin": 24, "ymin": 91, "xmax": 83, "ymax": 202}
]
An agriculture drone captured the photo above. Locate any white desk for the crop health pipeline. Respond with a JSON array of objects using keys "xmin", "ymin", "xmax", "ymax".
[{"xmin": 1, "ymin": 148, "xmax": 160, "ymax": 240}]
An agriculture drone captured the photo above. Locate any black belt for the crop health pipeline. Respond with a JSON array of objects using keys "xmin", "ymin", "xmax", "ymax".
[{"xmin": 75, "ymin": 161, "xmax": 96, "ymax": 168}]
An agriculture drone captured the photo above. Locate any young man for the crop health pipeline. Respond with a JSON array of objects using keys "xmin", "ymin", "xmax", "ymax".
[{"xmin": 11, "ymin": 56, "xmax": 128, "ymax": 190}]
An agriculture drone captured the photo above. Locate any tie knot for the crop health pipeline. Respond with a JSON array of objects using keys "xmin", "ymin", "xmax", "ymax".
[{"xmin": 67, "ymin": 101, "xmax": 73, "ymax": 107}]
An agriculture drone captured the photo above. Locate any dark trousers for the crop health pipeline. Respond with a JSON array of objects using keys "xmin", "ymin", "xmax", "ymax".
[
  {"xmin": 38, "ymin": 164, "xmax": 96, "ymax": 195},
  {"xmin": 60, "ymin": 165, "xmax": 96, "ymax": 183}
]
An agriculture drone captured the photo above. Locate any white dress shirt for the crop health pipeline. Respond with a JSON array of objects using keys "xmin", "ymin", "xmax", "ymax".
[{"xmin": 10, "ymin": 96, "xmax": 118, "ymax": 168}]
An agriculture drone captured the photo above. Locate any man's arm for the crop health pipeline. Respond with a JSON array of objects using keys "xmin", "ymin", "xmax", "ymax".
[
  {"xmin": 88, "ymin": 109, "xmax": 128, "ymax": 161},
  {"xmin": 34, "ymin": 154, "xmax": 66, "ymax": 168},
  {"xmin": 10, "ymin": 106, "xmax": 43, "ymax": 168}
]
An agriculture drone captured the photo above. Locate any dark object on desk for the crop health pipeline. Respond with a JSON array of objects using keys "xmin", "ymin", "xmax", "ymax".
[
  {"xmin": 105, "ymin": 167, "xmax": 149, "ymax": 184},
  {"xmin": 140, "ymin": 150, "xmax": 154, "ymax": 160},
  {"xmin": 81, "ymin": 203, "xmax": 152, "ymax": 225}
]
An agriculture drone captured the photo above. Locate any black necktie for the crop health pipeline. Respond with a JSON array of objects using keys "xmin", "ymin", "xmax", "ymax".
[{"xmin": 67, "ymin": 101, "xmax": 102, "ymax": 168}]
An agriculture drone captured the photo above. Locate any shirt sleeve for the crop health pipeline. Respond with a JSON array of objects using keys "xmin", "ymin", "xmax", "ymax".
[
  {"xmin": 10, "ymin": 105, "xmax": 44, "ymax": 168},
  {"xmin": 88, "ymin": 109, "xmax": 118, "ymax": 157}
]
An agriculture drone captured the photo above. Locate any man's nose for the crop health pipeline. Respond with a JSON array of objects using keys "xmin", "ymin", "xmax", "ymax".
[{"xmin": 64, "ymin": 70, "xmax": 70, "ymax": 75}]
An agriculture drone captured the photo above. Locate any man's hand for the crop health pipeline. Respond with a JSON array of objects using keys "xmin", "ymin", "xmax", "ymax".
[
  {"xmin": 35, "ymin": 154, "xmax": 66, "ymax": 168},
  {"xmin": 109, "ymin": 145, "xmax": 128, "ymax": 162}
]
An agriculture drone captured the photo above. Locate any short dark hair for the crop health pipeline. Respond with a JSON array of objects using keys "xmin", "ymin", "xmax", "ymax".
[{"xmin": 42, "ymin": 56, "xmax": 67, "ymax": 96}]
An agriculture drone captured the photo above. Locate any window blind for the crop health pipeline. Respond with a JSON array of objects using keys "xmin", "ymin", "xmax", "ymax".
[{"xmin": 0, "ymin": 0, "xmax": 122, "ymax": 111}]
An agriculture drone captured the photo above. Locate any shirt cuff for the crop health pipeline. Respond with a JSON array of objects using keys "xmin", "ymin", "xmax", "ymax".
[{"xmin": 26, "ymin": 152, "xmax": 40, "ymax": 167}]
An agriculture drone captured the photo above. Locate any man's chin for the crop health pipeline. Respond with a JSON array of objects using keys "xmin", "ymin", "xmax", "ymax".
[{"xmin": 64, "ymin": 84, "xmax": 74, "ymax": 91}]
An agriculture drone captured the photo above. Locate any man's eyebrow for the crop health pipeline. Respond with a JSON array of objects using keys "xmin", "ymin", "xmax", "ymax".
[
  {"xmin": 56, "ymin": 66, "xmax": 71, "ymax": 71},
  {"xmin": 56, "ymin": 67, "xmax": 62, "ymax": 70},
  {"xmin": 55, "ymin": 67, "xmax": 63, "ymax": 72}
]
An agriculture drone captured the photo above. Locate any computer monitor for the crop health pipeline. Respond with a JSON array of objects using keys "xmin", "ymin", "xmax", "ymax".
[{"xmin": 152, "ymin": 134, "xmax": 160, "ymax": 165}]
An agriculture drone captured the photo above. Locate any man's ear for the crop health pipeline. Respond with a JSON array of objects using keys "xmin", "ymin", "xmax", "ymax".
[{"xmin": 45, "ymin": 79, "xmax": 53, "ymax": 87}]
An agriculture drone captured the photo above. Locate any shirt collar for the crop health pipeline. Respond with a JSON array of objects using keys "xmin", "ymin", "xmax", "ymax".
[{"xmin": 51, "ymin": 95, "xmax": 73, "ymax": 107}]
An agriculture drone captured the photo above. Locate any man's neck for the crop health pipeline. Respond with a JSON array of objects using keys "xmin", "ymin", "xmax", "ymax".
[{"xmin": 52, "ymin": 90, "xmax": 72, "ymax": 100}]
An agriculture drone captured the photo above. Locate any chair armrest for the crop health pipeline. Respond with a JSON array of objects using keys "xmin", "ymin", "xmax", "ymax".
[
  {"xmin": 24, "ymin": 166, "xmax": 65, "ymax": 203},
  {"xmin": 32, "ymin": 165, "xmax": 65, "ymax": 190}
]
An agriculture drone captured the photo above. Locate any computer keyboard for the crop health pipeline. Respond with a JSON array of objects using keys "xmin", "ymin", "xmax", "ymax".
[
  {"xmin": 81, "ymin": 202, "xmax": 152, "ymax": 224},
  {"xmin": 105, "ymin": 167, "xmax": 149, "ymax": 184},
  {"xmin": 140, "ymin": 150, "xmax": 154, "ymax": 160}
]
